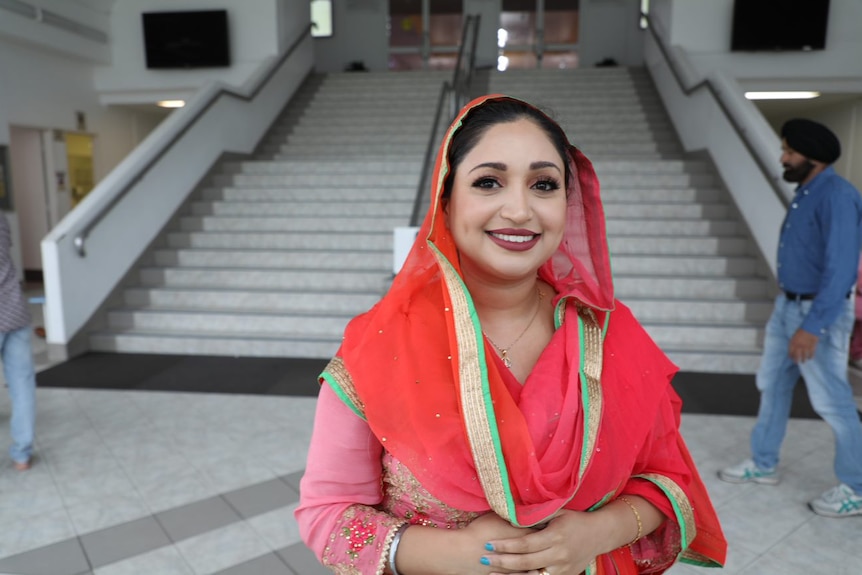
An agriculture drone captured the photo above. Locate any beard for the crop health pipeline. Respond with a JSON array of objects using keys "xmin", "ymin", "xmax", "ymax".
[{"xmin": 782, "ymin": 159, "xmax": 815, "ymax": 183}]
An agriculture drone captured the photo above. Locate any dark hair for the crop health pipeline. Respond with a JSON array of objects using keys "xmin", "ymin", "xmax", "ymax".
[{"xmin": 442, "ymin": 98, "xmax": 572, "ymax": 198}]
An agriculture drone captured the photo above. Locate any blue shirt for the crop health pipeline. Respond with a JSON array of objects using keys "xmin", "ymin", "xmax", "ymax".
[{"xmin": 777, "ymin": 166, "xmax": 862, "ymax": 335}]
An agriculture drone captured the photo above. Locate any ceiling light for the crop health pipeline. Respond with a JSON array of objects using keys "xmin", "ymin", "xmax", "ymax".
[
  {"xmin": 744, "ymin": 91, "xmax": 821, "ymax": 100},
  {"xmin": 157, "ymin": 100, "xmax": 186, "ymax": 108}
]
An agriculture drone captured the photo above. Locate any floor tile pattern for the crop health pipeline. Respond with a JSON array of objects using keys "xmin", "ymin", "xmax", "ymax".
[{"xmin": 1, "ymin": 296, "xmax": 861, "ymax": 574}]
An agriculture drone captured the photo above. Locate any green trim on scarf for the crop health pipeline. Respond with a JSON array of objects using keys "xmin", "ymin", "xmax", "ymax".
[
  {"xmin": 320, "ymin": 371, "xmax": 366, "ymax": 421},
  {"xmin": 429, "ymin": 243, "xmax": 519, "ymax": 525},
  {"xmin": 633, "ymin": 474, "xmax": 692, "ymax": 556}
]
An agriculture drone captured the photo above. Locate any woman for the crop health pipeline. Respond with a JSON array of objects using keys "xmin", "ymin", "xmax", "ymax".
[{"xmin": 296, "ymin": 95, "xmax": 727, "ymax": 574}]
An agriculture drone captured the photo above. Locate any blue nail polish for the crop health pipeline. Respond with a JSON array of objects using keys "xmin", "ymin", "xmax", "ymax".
[
  {"xmin": 485, "ymin": 542, "xmax": 495, "ymax": 552},
  {"xmin": 480, "ymin": 556, "xmax": 491, "ymax": 566}
]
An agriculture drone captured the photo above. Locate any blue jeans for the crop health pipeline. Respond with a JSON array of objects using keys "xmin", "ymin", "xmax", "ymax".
[
  {"xmin": 1, "ymin": 326, "xmax": 36, "ymax": 463},
  {"xmin": 751, "ymin": 295, "xmax": 862, "ymax": 493}
]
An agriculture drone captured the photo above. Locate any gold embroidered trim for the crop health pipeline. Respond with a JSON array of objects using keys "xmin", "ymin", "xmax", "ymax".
[
  {"xmin": 325, "ymin": 357, "xmax": 365, "ymax": 418},
  {"xmin": 637, "ymin": 472, "xmax": 696, "ymax": 549},
  {"xmin": 437, "ymin": 254, "xmax": 512, "ymax": 522},
  {"xmin": 577, "ymin": 305, "xmax": 603, "ymax": 480},
  {"xmin": 680, "ymin": 549, "xmax": 715, "ymax": 566}
]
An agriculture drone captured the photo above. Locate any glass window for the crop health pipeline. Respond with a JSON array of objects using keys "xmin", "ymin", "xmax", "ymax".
[{"xmin": 310, "ymin": 0, "xmax": 333, "ymax": 38}]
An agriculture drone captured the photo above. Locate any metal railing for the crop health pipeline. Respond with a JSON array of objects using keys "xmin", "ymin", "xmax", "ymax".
[
  {"xmin": 641, "ymin": 12, "xmax": 790, "ymax": 208},
  {"xmin": 72, "ymin": 25, "xmax": 312, "ymax": 257},
  {"xmin": 409, "ymin": 14, "xmax": 481, "ymax": 226}
]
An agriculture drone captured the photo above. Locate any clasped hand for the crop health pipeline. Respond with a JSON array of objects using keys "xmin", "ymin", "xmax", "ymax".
[{"xmin": 464, "ymin": 510, "xmax": 600, "ymax": 575}]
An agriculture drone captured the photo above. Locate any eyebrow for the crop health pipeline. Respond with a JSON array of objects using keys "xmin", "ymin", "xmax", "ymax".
[{"xmin": 469, "ymin": 161, "xmax": 562, "ymax": 173}]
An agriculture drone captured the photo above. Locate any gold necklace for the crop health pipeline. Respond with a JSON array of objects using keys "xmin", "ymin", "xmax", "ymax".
[{"xmin": 484, "ymin": 287, "xmax": 544, "ymax": 369}]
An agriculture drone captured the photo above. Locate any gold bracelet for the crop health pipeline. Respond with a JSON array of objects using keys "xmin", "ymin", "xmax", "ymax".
[{"xmin": 618, "ymin": 496, "xmax": 642, "ymax": 546}]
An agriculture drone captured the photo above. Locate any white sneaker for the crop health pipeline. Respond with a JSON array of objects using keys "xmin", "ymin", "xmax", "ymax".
[
  {"xmin": 717, "ymin": 458, "xmax": 780, "ymax": 485},
  {"xmin": 808, "ymin": 483, "xmax": 862, "ymax": 518}
]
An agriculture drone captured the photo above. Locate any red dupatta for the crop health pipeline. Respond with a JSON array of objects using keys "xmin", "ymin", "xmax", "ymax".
[{"xmin": 321, "ymin": 95, "xmax": 726, "ymax": 572}]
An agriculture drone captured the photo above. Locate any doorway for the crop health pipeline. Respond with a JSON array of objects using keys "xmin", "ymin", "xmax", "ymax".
[
  {"xmin": 387, "ymin": 0, "xmax": 580, "ymax": 71},
  {"xmin": 8, "ymin": 127, "xmax": 92, "ymax": 276},
  {"xmin": 65, "ymin": 133, "xmax": 95, "ymax": 208}
]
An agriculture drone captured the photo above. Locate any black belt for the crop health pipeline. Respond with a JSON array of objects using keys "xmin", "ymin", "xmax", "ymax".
[{"xmin": 784, "ymin": 291, "xmax": 852, "ymax": 301}]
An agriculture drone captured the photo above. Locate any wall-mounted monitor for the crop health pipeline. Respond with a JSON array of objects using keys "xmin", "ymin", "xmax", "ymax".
[
  {"xmin": 730, "ymin": 0, "xmax": 830, "ymax": 52},
  {"xmin": 142, "ymin": 10, "xmax": 231, "ymax": 69}
]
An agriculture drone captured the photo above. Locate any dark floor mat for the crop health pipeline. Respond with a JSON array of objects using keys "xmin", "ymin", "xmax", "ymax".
[
  {"xmin": 36, "ymin": 352, "xmax": 326, "ymax": 396},
  {"xmin": 37, "ymin": 353, "xmax": 856, "ymax": 420}
]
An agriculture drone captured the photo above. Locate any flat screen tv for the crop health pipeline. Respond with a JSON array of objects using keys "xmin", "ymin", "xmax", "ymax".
[
  {"xmin": 142, "ymin": 10, "xmax": 230, "ymax": 69},
  {"xmin": 730, "ymin": 0, "xmax": 830, "ymax": 51}
]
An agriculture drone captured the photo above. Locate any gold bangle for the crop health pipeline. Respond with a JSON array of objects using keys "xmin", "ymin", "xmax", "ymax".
[{"xmin": 617, "ymin": 496, "xmax": 642, "ymax": 546}]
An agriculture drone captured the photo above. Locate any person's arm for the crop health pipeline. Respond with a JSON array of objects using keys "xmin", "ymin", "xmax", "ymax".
[
  {"xmin": 802, "ymin": 184, "xmax": 860, "ymax": 336},
  {"xmin": 295, "ymin": 385, "xmax": 405, "ymax": 572},
  {"xmin": 296, "ymin": 385, "xmax": 532, "ymax": 574}
]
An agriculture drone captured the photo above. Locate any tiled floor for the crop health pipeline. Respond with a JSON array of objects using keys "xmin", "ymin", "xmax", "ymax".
[{"xmin": 2, "ymin": 297, "xmax": 862, "ymax": 574}]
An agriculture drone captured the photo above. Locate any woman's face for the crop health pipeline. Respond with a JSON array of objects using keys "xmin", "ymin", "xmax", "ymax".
[{"xmin": 444, "ymin": 118, "xmax": 568, "ymax": 285}]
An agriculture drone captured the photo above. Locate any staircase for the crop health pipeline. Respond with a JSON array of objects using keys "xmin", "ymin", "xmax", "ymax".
[
  {"xmin": 89, "ymin": 66, "xmax": 772, "ymax": 374},
  {"xmin": 88, "ymin": 70, "xmax": 449, "ymax": 359},
  {"xmin": 488, "ymin": 68, "xmax": 771, "ymax": 373}
]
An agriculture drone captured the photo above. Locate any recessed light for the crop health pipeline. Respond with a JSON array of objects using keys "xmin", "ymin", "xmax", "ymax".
[
  {"xmin": 744, "ymin": 91, "xmax": 821, "ymax": 100},
  {"xmin": 157, "ymin": 100, "xmax": 186, "ymax": 108}
]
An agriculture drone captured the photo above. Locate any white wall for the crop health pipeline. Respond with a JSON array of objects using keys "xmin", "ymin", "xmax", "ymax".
[
  {"xmin": 0, "ymin": 38, "xmax": 163, "ymax": 269},
  {"xmin": 651, "ymin": 0, "xmax": 862, "ymax": 191},
  {"xmin": 578, "ymin": 0, "xmax": 644, "ymax": 68},
  {"xmin": 94, "ymin": 0, "xmax": 292, "ymax": 105},
  {"xmin": 312, "ymin": 0, "xmax": 388, "ymax": 72},
  {"xmin": 666, "ymin": 0, "xmax": 862, "ymax": 88},
  {"xmin": 0, "ymin": 0, "xmax": 111, "ymax": 64}
]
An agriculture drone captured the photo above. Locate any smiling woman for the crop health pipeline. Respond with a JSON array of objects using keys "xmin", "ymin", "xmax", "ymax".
[{"xmin": 296, "ymin": 95, "xmax": 727, "ymax": 575}]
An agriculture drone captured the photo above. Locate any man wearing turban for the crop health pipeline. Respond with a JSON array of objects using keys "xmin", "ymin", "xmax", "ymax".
[{"xmin": 719, "ymin": 118, "xmax": 862, "ymax": 518}]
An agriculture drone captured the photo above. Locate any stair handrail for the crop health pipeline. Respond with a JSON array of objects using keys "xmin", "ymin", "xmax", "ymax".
[
  {"xmin": 640, "ymin": 12, "xmax": 790, "ymax": 208},
  {"xmin": 410, "ymin": 14, "xmax": 481, "ymax": 226},
  {"xmin": 451, "ymin": 14, "xmax": 481, "ymax": 113},
  {"xmin": 71, "ymin": 24, "xmax": 312, "ymax": 257}
]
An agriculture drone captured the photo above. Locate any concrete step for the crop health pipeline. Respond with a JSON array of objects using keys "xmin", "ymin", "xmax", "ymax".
[
  {"xmin": 613, "ymin": 275, "xmax": 769, "ymax": 299},
  {"xmin": 610, "ymin": 254, "xmax": 759, "ymax": 276},
  {"xmin": 264, "ymin": 129, "xmax": 678, "ymax": 146},
  {"xmin": 188, "ymin": 201, "xmax": 411, "ymax": 217},
  {"xmin": 605, "ymin": 218, "xmax": 740, "ymax": 237},
  {"xmin": 123, "ymin": 287, "xmax": 381, "ymax": 313},
  {"xmin": 152, "ymin": 249, "xmax": 390, "ymax": 271},
  {"xmin": 89, "ymin": 330, "xmax": 339, "ymax": 359},
  {"xmin": 138, "ymin": 267, "xmax": 392, "ymax": 292},
  {"xmin": 105, "ymin": 309, "xmax": 352, "ymax": 338},
  {"xmin": 211, "ymin": 173, "xmax": 420, "ymax": 187},
  {"xmin": 604, "ymin": 202, "xmax": 730, "ymax": 219},
  {"xmin": 199, "ymin": 186, "xmax": 416, "ymax": 203},
  {"xmin": 625, "ymin": 298, "xmax": 773, "ymax": 323},
  {"xmin": 664, "ymin": 349, "xmax": 762, "ymax": 374},
  {"xmin": 607, "ymin": 236, "xmax": 752, "ymax": 256},
  {"xmin": 600, "ymin": 187, "xmax": 725, "ymax": 203},
  {"xmin": 177, "ymin": 215, "xmax": 408, "ymax": 233},
  {"xmin": 644, "ymin": 322, "xmax": 763, "ymax": 348},
  {"xmin": 166, "ymin": 231, "xmax": 392, "ymax": 251},
  {"xmin": 219, "ymin": 160, "xmax": 423, "ymax": 174}
]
